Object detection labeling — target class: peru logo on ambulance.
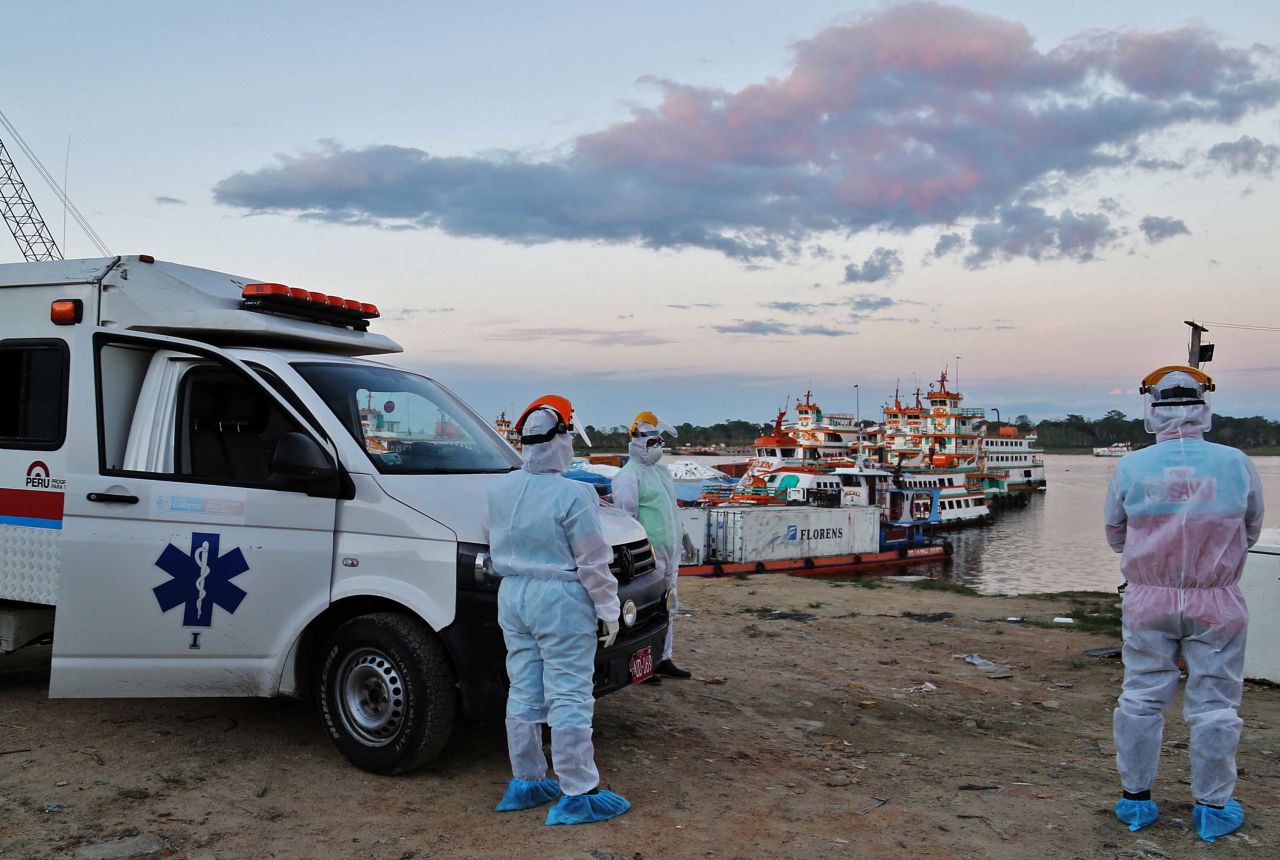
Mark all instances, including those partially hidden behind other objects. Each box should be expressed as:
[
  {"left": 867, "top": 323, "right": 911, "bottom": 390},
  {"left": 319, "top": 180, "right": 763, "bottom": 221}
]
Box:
[
  {"left": 0, "top": 462, "right": 66, "bottom": 530},
  {"left": 25, "top": 461, "right": 66, "bottom": 491}
]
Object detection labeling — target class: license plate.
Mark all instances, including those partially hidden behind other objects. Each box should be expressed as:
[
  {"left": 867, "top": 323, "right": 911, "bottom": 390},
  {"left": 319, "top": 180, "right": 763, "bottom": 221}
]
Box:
[{"left": 629, "top": 646, "right": 654, "bottom": 684}]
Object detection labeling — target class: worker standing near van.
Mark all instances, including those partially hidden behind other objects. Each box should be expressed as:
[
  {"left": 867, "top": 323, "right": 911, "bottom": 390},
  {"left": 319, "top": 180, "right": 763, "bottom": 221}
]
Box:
[
  {"left": 612, "top": 411, "right": 695, "bottom": 680},
  {"left": 1104, "top": 367, "right": 1264, "bottom": 842},
  {"left": 487, "top": 396, "right": 631, "bottom": 825}
]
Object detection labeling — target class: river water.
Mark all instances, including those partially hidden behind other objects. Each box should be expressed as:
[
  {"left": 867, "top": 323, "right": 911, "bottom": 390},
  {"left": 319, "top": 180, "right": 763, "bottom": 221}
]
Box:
[{"left": 682, "top": 453, "right": 1280, "bottom": 595}]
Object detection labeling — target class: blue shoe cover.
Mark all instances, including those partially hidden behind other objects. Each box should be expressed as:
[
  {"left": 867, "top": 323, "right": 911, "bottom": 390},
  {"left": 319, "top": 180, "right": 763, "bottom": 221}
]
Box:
[
  {"left": 545, "top": 790, "right": 631, "bottom": 825},
  {"left": 495, "top": 777, "right": 561, "bottom": 811},
  {"left": 1193, "top": 799, "right": 1244, "bottom": 843},
  {"left": 1114, "top": 798, "right": 1159, "bottom": 832}
]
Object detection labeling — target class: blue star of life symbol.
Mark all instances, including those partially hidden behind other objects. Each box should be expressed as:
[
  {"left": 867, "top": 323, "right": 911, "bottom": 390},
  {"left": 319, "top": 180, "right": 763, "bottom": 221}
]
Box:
[{"left": 153, "top": 532, "right": 249, "bottom": 628}]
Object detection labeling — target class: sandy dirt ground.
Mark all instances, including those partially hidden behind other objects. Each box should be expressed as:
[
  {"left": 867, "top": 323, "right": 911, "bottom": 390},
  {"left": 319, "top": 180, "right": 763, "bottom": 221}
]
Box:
[{"left": 1, "top": 575, "right": 1276, "bottom": 859}]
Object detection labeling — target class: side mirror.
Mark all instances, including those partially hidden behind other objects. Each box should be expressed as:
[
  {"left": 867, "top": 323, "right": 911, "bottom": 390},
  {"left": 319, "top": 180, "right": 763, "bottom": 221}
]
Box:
[{"left": 272, "top": 432, "right": 336, "bottom": 481}]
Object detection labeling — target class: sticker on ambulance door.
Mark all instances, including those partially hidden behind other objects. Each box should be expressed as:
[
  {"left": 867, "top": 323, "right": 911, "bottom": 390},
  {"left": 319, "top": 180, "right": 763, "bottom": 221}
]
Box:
[{"left": 153, "top": 532, "right": 249, "bottom": 648}]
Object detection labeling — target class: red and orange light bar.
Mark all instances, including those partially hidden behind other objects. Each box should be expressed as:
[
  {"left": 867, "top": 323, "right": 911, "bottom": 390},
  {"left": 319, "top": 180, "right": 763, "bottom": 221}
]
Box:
[{"left": 241, "top": 282, "right": 379, "bottom": 326}]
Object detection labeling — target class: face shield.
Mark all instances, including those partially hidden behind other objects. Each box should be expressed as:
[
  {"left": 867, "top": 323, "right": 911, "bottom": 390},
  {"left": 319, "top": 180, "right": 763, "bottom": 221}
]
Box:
[
  {"left": 629, "top": 411, "right": 678, "bottom": 439},
  {"left": 1140, "top": 367, "right": 1214, "bottom": 436}
]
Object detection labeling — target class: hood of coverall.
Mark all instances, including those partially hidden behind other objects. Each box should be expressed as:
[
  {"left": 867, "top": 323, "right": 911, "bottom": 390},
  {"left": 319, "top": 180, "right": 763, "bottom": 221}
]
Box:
[
  {"left": 627, "top": 415, "right": 676, "bottom": 466},
  {"left": 521, "top": 408, "right": 575, "bottom": 475},
  {"left": 1144, "top": 369, "right": 1213, "bottom": 440},
  {"left": 628, "top": 434, "right": 665, "bottom": 466}
]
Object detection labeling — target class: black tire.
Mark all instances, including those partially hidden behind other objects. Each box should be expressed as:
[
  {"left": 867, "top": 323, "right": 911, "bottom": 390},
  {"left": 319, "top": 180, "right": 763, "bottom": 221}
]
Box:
[{"left": 317, "top": 612, "right": 457, "bottom": 775}]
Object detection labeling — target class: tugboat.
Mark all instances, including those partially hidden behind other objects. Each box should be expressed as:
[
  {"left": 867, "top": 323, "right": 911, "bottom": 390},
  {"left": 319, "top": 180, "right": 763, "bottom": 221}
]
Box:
[{"left": 494, "top": 411, "right": 521, "bottom": 448}]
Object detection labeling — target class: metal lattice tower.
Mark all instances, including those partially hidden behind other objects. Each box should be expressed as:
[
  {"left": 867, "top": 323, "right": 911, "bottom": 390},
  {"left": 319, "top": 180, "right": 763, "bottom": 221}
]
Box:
[{"left": 0, "top": 135, "right": 62, "bottom": 261}]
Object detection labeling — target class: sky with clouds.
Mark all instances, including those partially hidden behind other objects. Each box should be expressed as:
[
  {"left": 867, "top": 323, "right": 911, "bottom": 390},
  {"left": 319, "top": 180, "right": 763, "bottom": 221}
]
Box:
[{"left": 5, "top": 1, "right": 1280, "bottom": 426}]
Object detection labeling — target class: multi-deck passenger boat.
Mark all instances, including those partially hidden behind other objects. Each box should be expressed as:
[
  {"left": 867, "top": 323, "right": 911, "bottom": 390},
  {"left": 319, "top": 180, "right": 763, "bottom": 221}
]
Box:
[
  {"left": 980, "top": 425, "right": 1047, "bottom": 502},
  {"left": 1093, "top": 442, "right": 1133, "bottom": 457}
]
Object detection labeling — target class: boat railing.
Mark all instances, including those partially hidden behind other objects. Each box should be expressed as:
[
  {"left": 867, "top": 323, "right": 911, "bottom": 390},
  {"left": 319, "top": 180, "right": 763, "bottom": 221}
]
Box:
[{"left": 959, "top": 408, "right": 985, "bottom": 416}]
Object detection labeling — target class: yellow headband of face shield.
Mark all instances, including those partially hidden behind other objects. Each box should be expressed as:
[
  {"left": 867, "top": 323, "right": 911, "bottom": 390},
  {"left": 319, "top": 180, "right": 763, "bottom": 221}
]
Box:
[{"left": 1138, "top": 365, "right": 1215, "bottom": 395}]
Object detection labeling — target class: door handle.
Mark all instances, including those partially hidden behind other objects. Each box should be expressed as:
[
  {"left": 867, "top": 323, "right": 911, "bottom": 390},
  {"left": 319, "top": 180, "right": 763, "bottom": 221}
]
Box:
[{"left": 87, "top": 492, "right": 139, "bottom": 505}]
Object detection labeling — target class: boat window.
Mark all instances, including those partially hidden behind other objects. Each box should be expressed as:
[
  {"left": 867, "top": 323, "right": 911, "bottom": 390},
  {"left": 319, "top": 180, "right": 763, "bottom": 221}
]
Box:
[{"left": 780, "top": 448, "right": 796, "bottom": 458}]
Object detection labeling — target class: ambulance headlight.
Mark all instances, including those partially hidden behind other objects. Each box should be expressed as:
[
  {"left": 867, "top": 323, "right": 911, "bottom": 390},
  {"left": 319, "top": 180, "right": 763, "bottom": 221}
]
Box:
[{"left": 621, "top": 600, "right": 638, "bottom": 629}]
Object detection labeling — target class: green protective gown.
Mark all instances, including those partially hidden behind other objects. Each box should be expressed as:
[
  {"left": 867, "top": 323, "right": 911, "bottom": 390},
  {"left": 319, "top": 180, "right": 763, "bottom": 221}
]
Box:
[{"left": 617, "top": 452, "right": 680, "bottom": 555}]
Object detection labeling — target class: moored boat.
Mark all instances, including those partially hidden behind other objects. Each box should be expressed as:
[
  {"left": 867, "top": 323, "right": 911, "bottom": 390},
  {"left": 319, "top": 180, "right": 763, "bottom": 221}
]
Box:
[{"left": 1093, "top": 442, "right": 1133, "bottom": 457}]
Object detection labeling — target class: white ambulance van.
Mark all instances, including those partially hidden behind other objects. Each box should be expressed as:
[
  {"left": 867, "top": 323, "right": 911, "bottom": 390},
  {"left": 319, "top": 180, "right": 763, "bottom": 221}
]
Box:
[{"left": 0, "top": 255, "right": 669, "bottom": 773}]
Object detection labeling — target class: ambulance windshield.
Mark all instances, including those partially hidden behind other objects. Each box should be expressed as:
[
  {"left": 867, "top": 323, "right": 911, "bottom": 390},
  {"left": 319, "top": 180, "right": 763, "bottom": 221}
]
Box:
[{"left": 294, "top": 362, "right": 520, "bottom": 474}]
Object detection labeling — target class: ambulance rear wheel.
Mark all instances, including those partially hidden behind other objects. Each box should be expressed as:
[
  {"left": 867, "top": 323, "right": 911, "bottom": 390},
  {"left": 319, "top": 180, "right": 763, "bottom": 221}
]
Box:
[{"left": 318, "top": 612, "right": 457, "bottom": 774}]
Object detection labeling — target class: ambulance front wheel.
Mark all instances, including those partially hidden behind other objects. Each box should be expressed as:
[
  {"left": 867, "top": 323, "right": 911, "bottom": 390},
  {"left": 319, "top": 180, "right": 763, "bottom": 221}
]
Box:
[{"left": 318, "top": 612, "right": 457, "bottom": 774}]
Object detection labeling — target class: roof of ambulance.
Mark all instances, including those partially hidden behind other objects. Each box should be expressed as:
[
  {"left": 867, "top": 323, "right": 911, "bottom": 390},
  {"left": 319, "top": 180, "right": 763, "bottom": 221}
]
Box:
[
  {"left": 0, "top": 256, "right": 403, "bottom": 356},
  {"left": 0, "top": 256, "right": 118, "bottom": 288}
]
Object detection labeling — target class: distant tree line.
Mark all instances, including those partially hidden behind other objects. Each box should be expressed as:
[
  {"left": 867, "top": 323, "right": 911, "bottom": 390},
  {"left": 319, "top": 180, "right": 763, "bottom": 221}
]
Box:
[
  {"left": 583, "top": 413, "right": 1280, "bottom": 453},
  {"left": 585, "top": 420, "right": 769, "bottom": 451},
  {"left": 1018, "top": 412, "right": 1280, "bottom": 452}
]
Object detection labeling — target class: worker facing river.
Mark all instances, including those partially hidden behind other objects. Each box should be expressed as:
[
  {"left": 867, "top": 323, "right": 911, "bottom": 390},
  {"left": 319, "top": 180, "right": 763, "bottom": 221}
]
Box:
[{"left": 1105, "top": 366, "right": 1265, "bottom": 842}]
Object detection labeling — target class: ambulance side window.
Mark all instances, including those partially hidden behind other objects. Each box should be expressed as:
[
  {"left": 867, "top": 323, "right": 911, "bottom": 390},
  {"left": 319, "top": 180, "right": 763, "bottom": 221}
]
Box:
[
  {"left": 174, "top": 365, "right": 306, "bottom": 485},
  {"left": 97, "top": 340, "right": 311, "bottom": 489},
  {"left": 0, "top": 339, "right": 69, "bottom": 450}
]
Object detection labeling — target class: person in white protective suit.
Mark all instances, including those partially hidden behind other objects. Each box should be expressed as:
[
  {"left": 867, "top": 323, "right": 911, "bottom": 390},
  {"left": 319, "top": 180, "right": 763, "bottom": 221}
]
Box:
[
  {"left": 487, "top": 395, "right": 630, "bottom": 825},
  {"left": 1104, "top": 366, "right": 1264, "bottom": 842},
  {"left": 611, "top": 411, "right": 696, "bottom": 681}
]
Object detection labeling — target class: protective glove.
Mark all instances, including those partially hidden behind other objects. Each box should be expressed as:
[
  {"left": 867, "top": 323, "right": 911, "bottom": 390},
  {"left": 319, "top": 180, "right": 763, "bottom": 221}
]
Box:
[
  {"left": 682, "top": 532, "right": 696, "bottom": 556},
  {"left": 598, "top": 618, "right": 619, "bottom": 648}
]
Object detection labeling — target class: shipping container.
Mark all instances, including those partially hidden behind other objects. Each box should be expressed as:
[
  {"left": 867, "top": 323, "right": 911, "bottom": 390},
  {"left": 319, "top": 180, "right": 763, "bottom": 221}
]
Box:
[
  {"left": 679, "top": 507, "right": 709, "bottom": 564},
  {"left": 705, "top": 505, "right": 879, "bottom": 563}
]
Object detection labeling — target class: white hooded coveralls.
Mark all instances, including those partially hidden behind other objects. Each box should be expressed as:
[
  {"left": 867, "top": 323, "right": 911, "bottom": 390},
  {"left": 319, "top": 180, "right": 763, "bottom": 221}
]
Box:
[
  {"left": 487, "top": 411, "right": 619, "bottom": 796},
  {"left": 1104, "top": 385, "right": 1264, "bottom": 806}
]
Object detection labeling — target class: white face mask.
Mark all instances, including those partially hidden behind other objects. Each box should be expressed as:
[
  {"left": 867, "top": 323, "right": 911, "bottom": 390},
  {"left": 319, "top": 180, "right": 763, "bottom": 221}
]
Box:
[{"left": 645, "top": 443, "right": 664, "bottom": 465}]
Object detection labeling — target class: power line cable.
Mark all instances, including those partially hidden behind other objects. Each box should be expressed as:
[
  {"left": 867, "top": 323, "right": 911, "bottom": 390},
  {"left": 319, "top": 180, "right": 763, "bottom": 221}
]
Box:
[
  {"left": 1199, "top": 321, "right": 1280, "bottom": 333},
  {"left": 0, "top": 109, "right": 109, "bottom": 256}
]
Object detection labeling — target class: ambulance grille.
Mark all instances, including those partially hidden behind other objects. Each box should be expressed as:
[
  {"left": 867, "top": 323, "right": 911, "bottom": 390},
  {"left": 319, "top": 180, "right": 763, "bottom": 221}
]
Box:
[{"left": 609, "top": 539, "right": 656, "bottom": 584}]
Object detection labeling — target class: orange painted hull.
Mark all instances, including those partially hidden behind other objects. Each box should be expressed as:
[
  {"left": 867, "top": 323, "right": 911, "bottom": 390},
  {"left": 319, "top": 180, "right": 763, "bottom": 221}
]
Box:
[{"left": 678, "top": 544, "right": 950, "bottom": 578}]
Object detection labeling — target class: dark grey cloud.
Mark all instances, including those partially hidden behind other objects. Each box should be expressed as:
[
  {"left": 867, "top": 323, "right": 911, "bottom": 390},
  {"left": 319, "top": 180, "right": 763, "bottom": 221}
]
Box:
[
  {"left": 762, "top": 293, "right": 908, "bottom": 318},
  {"left": 762, "top": 300, "right": 823, "bottom": 314},
  {"left": 711, "top": 319, "right": 794, "bottom": 335},
  {"left": 487, "top": 326, "right": 672, "bottom": 346},
  {"left": 154, "top": 196, "right": 185, "bottom": 206},
  {"left": 931, "top": 233, "right": 964, "bottom": 257},
  {"left": 843, "top": 248, "right": 903, "bottom": 283},
  {"left": 849, "top": 294, "right": 897, "bottom": 312},
  {"left": 798, "top": 325, "right": 851, "bottom": 337},
  {"left": 1097, "top": 197, "right": 1126, "bottom": 216},
  {"left": 1135, "top": 157, "right": 1185, "bottom": 171},
  {"left": 1207, "top": 135, "right": 1280, "bottom": 176},
  {"left": 1139, "top": 215, "right": 1191, "bottom": 244},
  {"left": 964, "top": 205, "right": 1117, "bottom": 268},
  {"left": 211, "top": 4, "right": 1278, "bottom": 264}
]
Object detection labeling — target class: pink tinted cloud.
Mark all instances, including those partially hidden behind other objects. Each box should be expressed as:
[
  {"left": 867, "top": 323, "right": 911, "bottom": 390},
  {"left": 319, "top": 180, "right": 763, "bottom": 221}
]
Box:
[{"left": 215, "top": 2, "right": 1279, "bottom": 263}]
